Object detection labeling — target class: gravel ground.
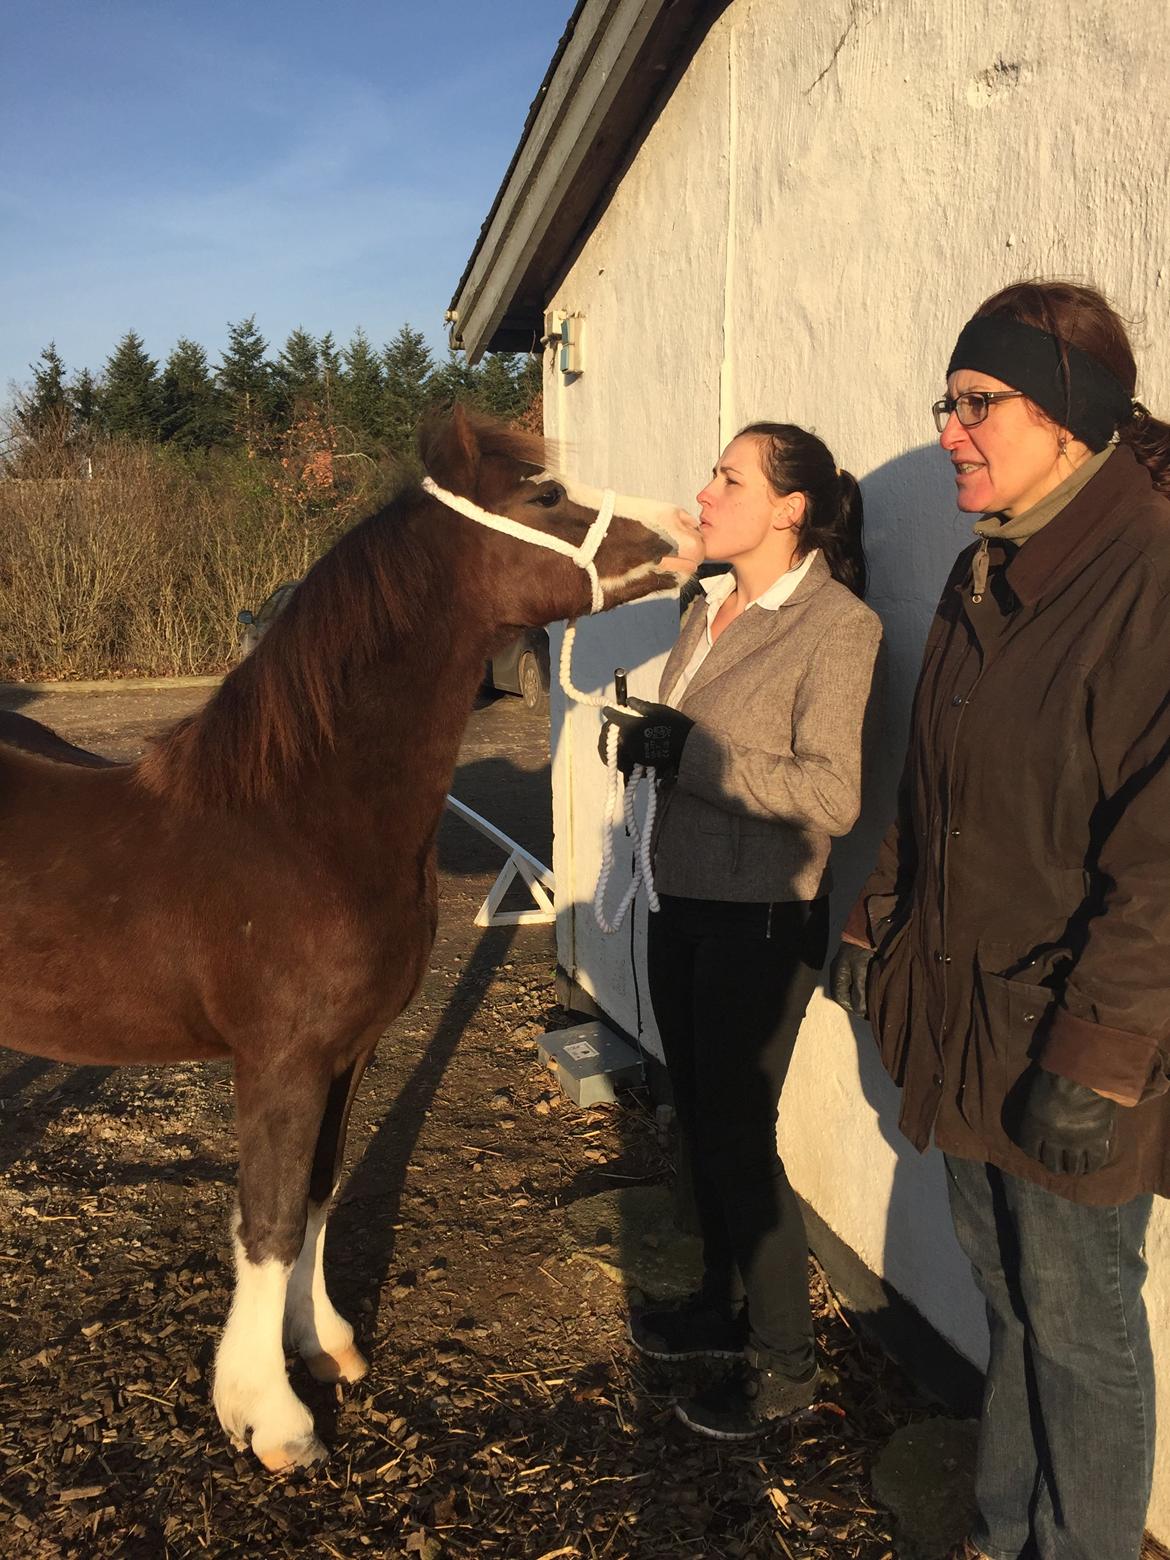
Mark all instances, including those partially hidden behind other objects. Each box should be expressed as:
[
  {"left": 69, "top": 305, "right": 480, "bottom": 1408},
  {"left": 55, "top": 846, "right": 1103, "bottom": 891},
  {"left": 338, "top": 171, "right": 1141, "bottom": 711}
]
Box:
[{"left": 1, "top": 683, "right": 1160, "bottom": 1559}]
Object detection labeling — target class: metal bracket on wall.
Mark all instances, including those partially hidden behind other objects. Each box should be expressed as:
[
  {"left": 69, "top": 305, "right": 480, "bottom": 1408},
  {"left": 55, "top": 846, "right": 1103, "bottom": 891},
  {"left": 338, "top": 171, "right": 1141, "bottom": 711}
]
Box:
[{"left": 445, "top": 794, "right": 555, "bottom": 927}]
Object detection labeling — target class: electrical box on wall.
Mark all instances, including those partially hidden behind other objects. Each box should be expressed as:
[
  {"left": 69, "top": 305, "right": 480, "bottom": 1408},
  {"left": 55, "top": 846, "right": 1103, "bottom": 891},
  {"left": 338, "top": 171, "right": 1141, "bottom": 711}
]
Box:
[
  {"left": 559, "top": 313, "right": 584, "bottom": 376},
  {"left": 542, "top": 309, "right": 584, "bottom": 378}
]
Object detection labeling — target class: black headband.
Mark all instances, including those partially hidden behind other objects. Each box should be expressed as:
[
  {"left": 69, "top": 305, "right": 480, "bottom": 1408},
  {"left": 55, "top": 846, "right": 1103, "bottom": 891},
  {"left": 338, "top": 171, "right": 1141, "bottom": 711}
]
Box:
[{"left": 947, "top": 315, "right": 1133, "bottom": 451}]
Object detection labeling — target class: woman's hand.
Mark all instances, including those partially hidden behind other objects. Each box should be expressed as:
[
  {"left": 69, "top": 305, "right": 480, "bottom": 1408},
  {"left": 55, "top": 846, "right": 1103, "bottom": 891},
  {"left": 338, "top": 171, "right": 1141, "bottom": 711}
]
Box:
[
  {"left": 1011, "top": 1068, "right": 1117, "bottom": 1176},
  {"left": 598, "top": 698, "right": 694, "bottom": 779},
  {"left": 829, "top": 940, "right": 873, "bottom": 1018}
]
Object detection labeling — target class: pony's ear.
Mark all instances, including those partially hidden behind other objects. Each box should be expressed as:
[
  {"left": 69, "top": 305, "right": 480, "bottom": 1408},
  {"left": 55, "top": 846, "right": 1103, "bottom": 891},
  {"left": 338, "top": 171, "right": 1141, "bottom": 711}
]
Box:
[{"left": 418, "top": 403, "right": 481, "bottom": 497}]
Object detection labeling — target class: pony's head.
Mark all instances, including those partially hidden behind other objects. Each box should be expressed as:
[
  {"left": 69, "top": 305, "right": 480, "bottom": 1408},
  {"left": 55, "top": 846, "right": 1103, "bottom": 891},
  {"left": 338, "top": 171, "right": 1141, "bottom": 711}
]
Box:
[{"left": 419, "top": 404, "right": 703, "bottom": 624}]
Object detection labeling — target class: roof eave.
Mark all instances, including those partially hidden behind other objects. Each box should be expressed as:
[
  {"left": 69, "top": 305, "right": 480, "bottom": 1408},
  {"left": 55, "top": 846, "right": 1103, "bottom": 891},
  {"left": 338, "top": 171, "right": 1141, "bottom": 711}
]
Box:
[{"left": 448, "top": 0, "right": 725, "bottom": 362}]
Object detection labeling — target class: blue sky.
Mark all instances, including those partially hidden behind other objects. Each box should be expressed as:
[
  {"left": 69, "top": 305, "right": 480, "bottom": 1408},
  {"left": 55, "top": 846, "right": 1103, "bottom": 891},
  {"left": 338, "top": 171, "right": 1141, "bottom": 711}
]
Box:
[{"left": 0, "top": 0, "right": 576, "bottom": 403}]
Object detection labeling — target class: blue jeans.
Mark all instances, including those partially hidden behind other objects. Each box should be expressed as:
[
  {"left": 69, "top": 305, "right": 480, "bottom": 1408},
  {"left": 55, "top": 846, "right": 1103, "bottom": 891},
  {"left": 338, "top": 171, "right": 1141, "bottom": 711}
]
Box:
[{"left": 944, "top": 1154, "right": 1154, "bottom": 1560}]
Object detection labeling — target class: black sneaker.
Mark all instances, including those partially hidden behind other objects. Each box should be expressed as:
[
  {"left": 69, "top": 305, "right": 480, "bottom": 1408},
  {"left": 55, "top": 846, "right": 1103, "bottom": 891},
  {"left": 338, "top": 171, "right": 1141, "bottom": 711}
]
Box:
[
  {"left": 674, "top": 1350, "right": 819, "bottom": 1440},
  {"left": 628, "top": 1296, "right": 747, "bottom": 1360}
]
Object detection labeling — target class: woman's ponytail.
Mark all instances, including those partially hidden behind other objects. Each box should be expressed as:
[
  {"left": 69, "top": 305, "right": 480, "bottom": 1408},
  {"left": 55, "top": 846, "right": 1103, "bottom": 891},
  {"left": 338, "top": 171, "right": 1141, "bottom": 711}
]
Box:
[
  {"left": 1118, "top": 404, "right": 1170, "bottom": 497},
  {"left": 817, "top": 468, "right": 868, "bottom": 599},
  {"left": 738, "top": 422, "right": 869, "bottom": 599}
]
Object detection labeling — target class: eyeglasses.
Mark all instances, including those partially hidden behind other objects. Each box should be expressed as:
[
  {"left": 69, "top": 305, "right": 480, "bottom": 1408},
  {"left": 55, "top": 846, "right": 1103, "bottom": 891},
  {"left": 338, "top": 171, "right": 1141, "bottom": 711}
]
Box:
[{"left": 931, "top": 390, "right": 1025, "bottom": 432}]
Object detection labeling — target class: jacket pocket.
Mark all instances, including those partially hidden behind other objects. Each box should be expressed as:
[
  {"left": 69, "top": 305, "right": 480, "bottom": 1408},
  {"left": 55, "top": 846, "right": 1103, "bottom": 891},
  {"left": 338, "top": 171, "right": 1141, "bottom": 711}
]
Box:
[
  {"left": 959, "top": 942, "right": 1057, "bottom": 1133},
  {"left": 867, "top": 918, "right": 918, "bottom": 1086},
  {"left": 697, "top": 807, "right": 739, "bottom": 871}
]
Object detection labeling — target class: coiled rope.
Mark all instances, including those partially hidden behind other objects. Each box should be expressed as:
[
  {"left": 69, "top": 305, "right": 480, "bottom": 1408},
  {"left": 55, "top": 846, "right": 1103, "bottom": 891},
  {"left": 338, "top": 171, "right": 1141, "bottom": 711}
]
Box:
[{"left": 559, "top": 622, "right": 659, "bottom": 935}]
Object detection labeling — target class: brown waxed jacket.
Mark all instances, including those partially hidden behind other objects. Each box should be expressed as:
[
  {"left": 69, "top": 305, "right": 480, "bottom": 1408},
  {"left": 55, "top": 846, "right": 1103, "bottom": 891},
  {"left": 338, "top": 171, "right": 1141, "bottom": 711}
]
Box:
[{"left": 849, "top": 447, "right": 1170, "bottom": 1204}]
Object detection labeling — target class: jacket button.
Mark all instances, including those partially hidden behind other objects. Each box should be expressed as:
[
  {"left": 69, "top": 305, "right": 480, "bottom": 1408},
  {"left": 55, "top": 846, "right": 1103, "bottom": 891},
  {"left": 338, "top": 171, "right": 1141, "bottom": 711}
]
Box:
[
  {"left": 951, "top": 695, "right": 964, "bottom": 706},
  {"left": 950, "top": 828, "right": 961, "bottom": 837},
  {"left": 934, "top": 951, "right": 943, "bottom": 961},
  {"left": 1023, "top": 1012, "right": 1036, "bottom": 1023},
  {"left": 932, "top": 1072, "right": 944, "bottom": 1087}
]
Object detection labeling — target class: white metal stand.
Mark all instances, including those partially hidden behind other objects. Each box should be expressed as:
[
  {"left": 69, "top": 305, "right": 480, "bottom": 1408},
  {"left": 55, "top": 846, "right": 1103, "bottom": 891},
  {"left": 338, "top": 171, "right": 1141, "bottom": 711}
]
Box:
[{"left": 444, "top": 795, "right": 556, "bottom": 928}]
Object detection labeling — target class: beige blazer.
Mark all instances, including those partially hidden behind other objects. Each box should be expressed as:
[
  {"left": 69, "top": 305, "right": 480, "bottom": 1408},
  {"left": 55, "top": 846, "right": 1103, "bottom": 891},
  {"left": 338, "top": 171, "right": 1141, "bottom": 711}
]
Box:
[{"left": 652, "top": 552, "right": 882, "bottom": 902}]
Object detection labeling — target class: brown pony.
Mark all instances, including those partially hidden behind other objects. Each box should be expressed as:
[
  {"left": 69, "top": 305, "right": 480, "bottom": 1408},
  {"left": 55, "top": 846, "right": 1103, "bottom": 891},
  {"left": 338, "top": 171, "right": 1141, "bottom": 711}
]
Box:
[{"left": 0, "top": 406, "right": 702, "bottom": 1471}]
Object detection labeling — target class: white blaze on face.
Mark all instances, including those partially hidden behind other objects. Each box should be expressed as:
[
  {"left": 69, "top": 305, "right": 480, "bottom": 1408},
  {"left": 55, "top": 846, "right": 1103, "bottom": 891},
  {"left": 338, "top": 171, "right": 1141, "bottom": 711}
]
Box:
[{"left": 552, "top": 474, "right": 705, "bottom": 596}]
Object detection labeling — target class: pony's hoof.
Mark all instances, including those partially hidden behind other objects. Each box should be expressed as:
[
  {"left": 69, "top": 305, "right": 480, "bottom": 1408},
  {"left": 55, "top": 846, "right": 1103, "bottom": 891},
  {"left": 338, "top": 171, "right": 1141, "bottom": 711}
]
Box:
[
  {"left": 305, "top": 1344, "right": 369, "bottom": 1384},
  {"left": 255, "top": 1432, "right": 327, "bottom": 1473}
]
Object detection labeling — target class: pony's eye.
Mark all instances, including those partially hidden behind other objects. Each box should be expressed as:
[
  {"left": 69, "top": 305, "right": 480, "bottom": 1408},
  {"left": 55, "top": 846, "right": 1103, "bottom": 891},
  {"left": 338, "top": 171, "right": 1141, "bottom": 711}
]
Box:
[{"left": 530, "top": 483, "right": 565, "bottom": 508}]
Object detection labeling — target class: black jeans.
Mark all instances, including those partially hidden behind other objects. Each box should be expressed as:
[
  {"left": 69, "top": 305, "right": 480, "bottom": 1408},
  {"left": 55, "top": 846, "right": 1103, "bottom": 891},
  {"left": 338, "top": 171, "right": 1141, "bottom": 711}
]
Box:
[{"left": 646, "top": 893, "right": 828, "bottom": 1375}]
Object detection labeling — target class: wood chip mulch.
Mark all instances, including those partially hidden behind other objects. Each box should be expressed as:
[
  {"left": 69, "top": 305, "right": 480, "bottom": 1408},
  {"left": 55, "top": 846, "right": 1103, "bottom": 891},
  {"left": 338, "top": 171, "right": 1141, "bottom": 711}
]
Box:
[{"left": 9, "top": 918, "right": 1156, "bottom": 1559}]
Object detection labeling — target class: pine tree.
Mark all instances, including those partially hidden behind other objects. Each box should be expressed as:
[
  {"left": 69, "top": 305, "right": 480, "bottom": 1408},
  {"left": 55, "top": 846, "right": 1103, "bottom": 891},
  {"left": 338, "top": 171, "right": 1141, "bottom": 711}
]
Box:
[
  {"left": 276, "top": 327, "right": 321, "bottom": 419},
  {"left": 218, "top": 316, "right": 273, "bottom": 452},
  {"left": 318, "top": 331, "right": 342, "bottom": 425},
  {"left": 382, "top": 325, "right": 434, "bottom": 458},
  {"left": 100, "top": 331, "right": 162, "bottom": 440},
  {"left": 69, "top": 368, "right": 101, "bottom": 430},
  {"left": 338, "top": 328, "right": 384, "bottom": 444},
  {"left": 513, "top": 353, "right": 542, "bottom": 414},
  {"left": 427, "top": 348, "right": 480, "bottom": 411},
  {"left": 475, "top": 352, "right": 527, "bottom": 420},
  {"left": 16, "top": 343, "right": 71, "bottom": 438},
  {"left": 160, "top": 338, "right": 227, "bottom": 449}
]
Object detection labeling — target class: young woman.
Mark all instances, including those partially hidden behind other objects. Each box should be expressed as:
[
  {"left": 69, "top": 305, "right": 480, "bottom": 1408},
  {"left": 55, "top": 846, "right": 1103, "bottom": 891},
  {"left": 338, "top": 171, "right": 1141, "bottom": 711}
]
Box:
[
  {"left": 831, "top": 280, "right": 1170, "bottom": 1560},
  {"left": 603, "top": 422, "right": 882, "bottom": 1439}
]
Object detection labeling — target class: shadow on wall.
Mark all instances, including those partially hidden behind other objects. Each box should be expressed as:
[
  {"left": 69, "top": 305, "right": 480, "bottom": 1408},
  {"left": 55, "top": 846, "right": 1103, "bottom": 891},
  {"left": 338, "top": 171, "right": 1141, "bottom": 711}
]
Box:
[
  {"left": 826, "top": 440, "right": 985, "bottom": 1398},
  {"left": 545, "top": 441, "right": 985, "bottom": 1408}
]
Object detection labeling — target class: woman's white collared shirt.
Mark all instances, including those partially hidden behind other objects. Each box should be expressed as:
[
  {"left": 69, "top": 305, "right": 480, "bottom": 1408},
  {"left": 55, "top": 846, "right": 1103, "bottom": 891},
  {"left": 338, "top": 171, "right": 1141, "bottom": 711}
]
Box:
[{"left": 666, "top": 550, "right": 819, "bottom": 708}]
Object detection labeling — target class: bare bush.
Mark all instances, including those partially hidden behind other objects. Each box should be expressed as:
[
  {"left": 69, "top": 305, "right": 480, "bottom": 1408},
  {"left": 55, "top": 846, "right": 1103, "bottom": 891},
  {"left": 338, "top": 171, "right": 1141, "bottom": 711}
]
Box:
[{"left": 0, "top": 421, "right": 391, "bottom": 680}]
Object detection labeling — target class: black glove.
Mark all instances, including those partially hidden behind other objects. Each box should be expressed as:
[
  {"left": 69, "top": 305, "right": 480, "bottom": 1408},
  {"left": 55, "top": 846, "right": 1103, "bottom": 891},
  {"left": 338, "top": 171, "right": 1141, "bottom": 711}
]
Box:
[
  {"left": 597, "top": 697, "right": 694, "bottom": 779},
  {"left": 829, "top": 942, "right": 873, "bottom": 1019},
  {"left": 1011, "top": 1068, "right": 1117, "bottom": 1176}
]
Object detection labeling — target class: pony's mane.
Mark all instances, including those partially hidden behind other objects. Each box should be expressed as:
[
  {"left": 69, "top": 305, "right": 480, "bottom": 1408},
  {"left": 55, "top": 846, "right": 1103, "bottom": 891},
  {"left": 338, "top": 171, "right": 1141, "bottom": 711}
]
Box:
[
  {"left": 417, "top": 404, "right": 550, "bottom": 479},
  {"left": 137, "top": 483, "right": 437, "bottom": 811},
  {"left": 138, "top": 409, "right": 554, "bottom": 812}
]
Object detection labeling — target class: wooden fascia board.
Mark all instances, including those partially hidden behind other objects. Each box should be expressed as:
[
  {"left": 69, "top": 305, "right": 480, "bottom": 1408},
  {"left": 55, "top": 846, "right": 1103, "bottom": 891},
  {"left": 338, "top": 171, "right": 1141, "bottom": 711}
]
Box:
[{"left": 450, "top": 0, "right": 668, "bottom": 364}]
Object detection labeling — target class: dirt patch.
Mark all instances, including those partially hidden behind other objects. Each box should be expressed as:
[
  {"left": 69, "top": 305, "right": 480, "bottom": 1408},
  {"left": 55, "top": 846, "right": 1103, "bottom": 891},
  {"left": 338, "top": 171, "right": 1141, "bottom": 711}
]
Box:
[{"left": 1, "top": 683, "right": 956, "bottom": 1558}]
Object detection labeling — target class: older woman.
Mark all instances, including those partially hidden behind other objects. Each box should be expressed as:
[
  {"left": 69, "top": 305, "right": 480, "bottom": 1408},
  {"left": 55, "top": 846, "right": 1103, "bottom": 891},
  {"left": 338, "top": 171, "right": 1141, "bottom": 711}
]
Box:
[{"left": 832, "top": 280, "right": 1170, "bottom": 1560}]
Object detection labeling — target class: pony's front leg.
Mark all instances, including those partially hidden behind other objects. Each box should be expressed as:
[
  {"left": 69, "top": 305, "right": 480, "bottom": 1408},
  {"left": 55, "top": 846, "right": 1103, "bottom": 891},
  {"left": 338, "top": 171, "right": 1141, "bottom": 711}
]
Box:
[
  {"left": 213, "top": 1059, "right": 329, "bottom": 1472},
  {"left": 284, "top": 1196, "right": 368, "bottom": 1384},
  {"left": 284, "top": 1054, "right": 373, "bottom": 1386},
  {"left": 214, "top": 1205, "right": 322, "bottom": 1470}
]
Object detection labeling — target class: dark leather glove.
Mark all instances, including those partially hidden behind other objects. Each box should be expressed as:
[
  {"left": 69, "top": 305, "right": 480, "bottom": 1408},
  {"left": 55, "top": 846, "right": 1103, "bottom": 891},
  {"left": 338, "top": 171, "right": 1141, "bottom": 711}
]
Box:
[
  {"left": 598, "top": 697, "right": 694, "bottom": 779},
  {"left": 829, "top": 941, "right": 873, "bottom": 1019},
  {"left": 1012, "top": 1068, "right": 1117, "bottom": 1176}
]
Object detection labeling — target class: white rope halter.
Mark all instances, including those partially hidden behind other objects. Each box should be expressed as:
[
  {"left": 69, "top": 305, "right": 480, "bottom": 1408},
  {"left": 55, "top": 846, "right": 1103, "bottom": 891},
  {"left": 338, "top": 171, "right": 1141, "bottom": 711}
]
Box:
[
  {"left": 422, "top": 473, "right": 657, "bottom": 934},
  {"left": 421, "top": 476, "right": 615, "bottom": 614}
]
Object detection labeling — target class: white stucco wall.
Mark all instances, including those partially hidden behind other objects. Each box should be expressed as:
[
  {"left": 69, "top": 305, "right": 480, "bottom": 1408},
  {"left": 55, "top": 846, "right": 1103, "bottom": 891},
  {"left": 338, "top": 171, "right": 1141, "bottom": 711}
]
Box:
[{"left": 542, "top": 0, "right": 1170, "bottom": 1536}]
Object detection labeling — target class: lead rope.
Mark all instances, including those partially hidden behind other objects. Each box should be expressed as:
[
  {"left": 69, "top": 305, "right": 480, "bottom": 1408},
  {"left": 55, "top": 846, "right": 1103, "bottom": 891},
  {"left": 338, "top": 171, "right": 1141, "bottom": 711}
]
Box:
[{"left": 558, "top": 621, "right": 659, "bottom": 935}]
